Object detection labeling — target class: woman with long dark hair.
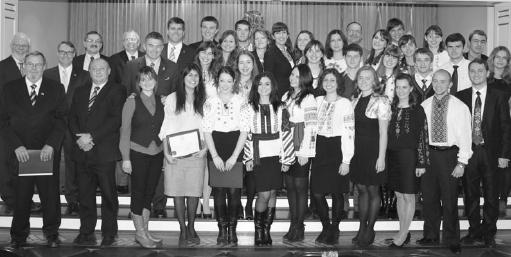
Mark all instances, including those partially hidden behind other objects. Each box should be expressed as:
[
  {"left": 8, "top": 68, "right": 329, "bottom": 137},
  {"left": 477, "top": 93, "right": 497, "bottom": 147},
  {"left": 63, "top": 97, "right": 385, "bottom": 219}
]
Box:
[
  {"left": 324, "top": 29, "right": 348, "bottom": 73},
  {"left": 398, "top": 35, "right": 417, "bottom": 74},
  {"left": 304, "top": 40, "right": 325, "bottom": 91},
  {"left": 423, "top": 25, "right": 449, "bottom": 71},
  {"left": 252, "top": 29, "right": 272, "bottom": 72},
  {"left": 350, "top": 66, "right": 391, "bottom": 247},
  {"left": 385, "top": 73, "right": 429, "bottom": 247},
  {"left": 217, "top": 30, "right": 239, "bottom": 68},
  {"left": 265, "top": 22, "right": 295, "bottom": 97},
  {"left": 203, "top": 66, "right": 249, "bottom": 246},
  {"left": 245, "top": 72, "right": 294, "bottom": 245},
  {"left": 293, "top": 30, "right": 314, "bottom": 65},
  {"left": 120, "top": 66, "right": 165, "bottom": 248},
  {"left": 312, "top": 68, "right": 355, "bottom": 245},
  {"left": 159, "top": 63, "right": 207, "bottom": 247},
  {"left": 282, "top": 64, "right": 318, "bottom": 242},
  {"left": 365, "top": 29, "right": 391, "bottom": 70}
]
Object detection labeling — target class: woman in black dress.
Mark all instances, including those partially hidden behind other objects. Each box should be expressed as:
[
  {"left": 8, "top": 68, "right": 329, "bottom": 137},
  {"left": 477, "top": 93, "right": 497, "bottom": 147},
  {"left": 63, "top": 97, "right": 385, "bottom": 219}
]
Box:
[
  {"left": 264, "top": 22, "right": 295, "bottom": 98},
  {"left": 252, "top": 29, "right": 271, "bottom": 73},
  {"left": 244, "top": 72, "right": 295, "bottom": 246},
  {"left": 386, "top": 73, "right": 429, "bottom": 247},
  {"left": 350, "top": 65, "right": 391, "bottom": 247},
  {"left": 312, "top": 68, "right": 355, "bottom": 245}
]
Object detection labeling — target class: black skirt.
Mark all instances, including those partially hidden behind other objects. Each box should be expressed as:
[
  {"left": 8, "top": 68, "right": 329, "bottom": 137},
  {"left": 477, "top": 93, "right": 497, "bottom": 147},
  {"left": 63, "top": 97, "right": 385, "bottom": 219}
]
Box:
[
  {"left": 387, "top": 149, "right": 419, "bottom": 194},
  {"left": 253, "top": 156, "right": 283, "bottom": 192},
  {"left": 311, "top": 135, "right": 349, "bottom": 194},
  {"left": 208, "top": 131, "right": 243, "bottom": 188}
]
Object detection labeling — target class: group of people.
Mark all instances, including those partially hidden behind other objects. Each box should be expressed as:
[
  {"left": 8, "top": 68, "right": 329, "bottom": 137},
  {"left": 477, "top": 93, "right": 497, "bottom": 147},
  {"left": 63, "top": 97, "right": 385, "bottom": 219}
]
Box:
[{"left": 0, "top": 14, "right": 510, "bottom": 255}]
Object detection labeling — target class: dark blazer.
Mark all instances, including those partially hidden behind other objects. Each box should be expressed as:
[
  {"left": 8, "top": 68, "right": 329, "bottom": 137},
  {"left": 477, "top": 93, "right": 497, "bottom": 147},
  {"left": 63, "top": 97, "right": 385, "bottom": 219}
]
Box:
[
  {"left": 69, "top": 81, "right": 126, "bottom": 163},
  {"left": 73, "top": 54, "right": 115, "bottom": 82},
  {"left": 456, "top": 85, "right": 511, "bottom": 164},
  {"left": 252, "top": 49, "right": 264, "bottom": 73},
  {"left": 264, "top": 45, "right": 293, "bottom": 98},
  {"left": 0, "top": 56, "right": 23, "bottom": 90},
  {"left": 410, "top": 76, "right": 434, "bottom": 103},
  {"left": 161, "top": 43, "right": 196, "bottom": 72},
  {"left": 189, "top": 40, "right": 218, "bottom": 51},
  {"left": 0, "top": 78, "right": 67, "bottom": 152},
  {"left": 110, "top": 50, "right": 145, "bottom": 84},
  {"left": 121, "top": 57, "right": 179, "bottom": 96},
  {"left": 43, "top": 65, "right": 87, "bottom": 107}
]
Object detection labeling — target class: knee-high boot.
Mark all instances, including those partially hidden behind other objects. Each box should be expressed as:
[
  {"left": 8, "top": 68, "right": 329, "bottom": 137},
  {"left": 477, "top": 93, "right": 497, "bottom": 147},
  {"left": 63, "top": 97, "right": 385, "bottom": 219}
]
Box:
[
  {"left": 254, "top": 210, "right": 266, "bottom": 246},
  {"left": 263, "top": 207, "right": 276, "bottom": 245}
]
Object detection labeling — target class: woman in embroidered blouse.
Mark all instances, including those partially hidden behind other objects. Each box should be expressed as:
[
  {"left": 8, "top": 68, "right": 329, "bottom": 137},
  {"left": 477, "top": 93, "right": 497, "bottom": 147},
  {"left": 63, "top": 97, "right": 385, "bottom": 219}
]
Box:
[
  {"left": 324, "top": 29, "right": 348, "bottom": 73},
  {"left": 292, "top": 30, "right": 314, "bottom": 65},
  {"left": 377, "top": 45, "right": 401, "bottom": 102},
  {"left": 424, "top": 25, "right": 449, "bottom": 71},
  {"left": 216, "top": 30, "right": 238, "bottom": 69},
  {"left": 304, "top": 40, "right": 325, "bottom": 91},
  {"left": 365, "top": 29, "right": 391, "bottom": 70},
  {"left": 193, "top": 41, "right": 217, "bottom": 220},
  {"left": 398, "top": 35, "right": 417, "bottom": 75},
  {"left": 244, "top": 72, "right": 295, "bottom": 246},
  {"left": 159, "top": 63, "right": 207, "bottom": 247},
  {"left": 202, "top": 66, "right": 249, "bottom": 246},
  {"left": 264, "top": 22, "right": 295, "bottom": 98},
  {"left": 386, "top": 73, "right": 428, "bottom": 247},
  {"left": 312, "top": 68, "right": 355, "bottom": 245},
  {"left": 252, "top": 29, "right": 271, "bottom": 73},
  {"left": 120, "top": 66, "right": 164, "bottom": 248},
  {"left": 350, "top": 65, "right": 391, "bottom": 247},
  {"left": 282, "top": 64, "right": 318, "bottom": 242}
]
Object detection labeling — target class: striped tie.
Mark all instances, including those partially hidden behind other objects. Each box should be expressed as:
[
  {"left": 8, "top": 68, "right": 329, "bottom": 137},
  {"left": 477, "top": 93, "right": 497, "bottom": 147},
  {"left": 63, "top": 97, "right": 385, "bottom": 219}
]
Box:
[
  {"left": 88, "top": 86, "right": 100, "bottom": 111},
  {"left": 29, "top": 84, "right": 37, "bottom": 106}
]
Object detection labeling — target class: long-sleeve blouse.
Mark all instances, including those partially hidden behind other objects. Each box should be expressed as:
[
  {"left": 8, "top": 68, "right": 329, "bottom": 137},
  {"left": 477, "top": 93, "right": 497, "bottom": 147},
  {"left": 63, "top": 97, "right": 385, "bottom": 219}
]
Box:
[
  {"left": 158, "top": 92, "right": 204, "bottom": 141},
  {"left": 282, "top": 92, "right": 318, "bottom": 157},
  {"left": 243, "top": 104, "right": 295, "bottom": 166},
  {"left": 202, "top": 94, "right": 250, "bottom": 133},
  {"left": 316, "top": 96, "right": 355, "bottom": 164},
  {"left": 388, "top": 105, "right": 430, "bottom": 168}
]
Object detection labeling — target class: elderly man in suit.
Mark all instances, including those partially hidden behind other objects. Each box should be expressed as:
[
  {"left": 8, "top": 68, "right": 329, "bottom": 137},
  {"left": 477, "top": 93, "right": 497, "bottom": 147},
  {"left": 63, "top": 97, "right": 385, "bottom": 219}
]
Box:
[
  {"left": 456, "top": 58, "right": 511, "bottom": 248},
  {"left": 1, "top": 51, "right": 67, "bottom": 248},
  {"left": 43, "top": 41, "right": 86, "bottom": 216},
  {"left": 70, "top": 58, "right": 126, "bottom": 246}
]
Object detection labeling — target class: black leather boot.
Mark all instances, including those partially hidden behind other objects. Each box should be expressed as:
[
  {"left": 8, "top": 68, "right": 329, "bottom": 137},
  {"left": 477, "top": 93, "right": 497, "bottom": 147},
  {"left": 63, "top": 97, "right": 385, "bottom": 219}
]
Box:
[
  {"left": 254, "top": 210, "right": 266, "bottom": 246},
  {"left": 263, "top": 207, "right": 276, "bottom": 245},
  {"left": 228, "top": 218, "right": 238, "bottom": 245},
  {"left": 315, "top": 219, "right": 330, "bottom": 244}
]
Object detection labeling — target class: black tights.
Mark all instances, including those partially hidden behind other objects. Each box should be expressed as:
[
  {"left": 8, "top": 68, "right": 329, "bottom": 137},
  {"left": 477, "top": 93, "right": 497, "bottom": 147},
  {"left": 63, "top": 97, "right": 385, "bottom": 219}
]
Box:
[
  {"left": 174, "top": 196, "right": 199, "bottom": 231},
  {"left": 285, "top": 175, "right": 308, "bottom": 225},
  {"left": 213, "top": 187, "right": 241, "bottom": 221},
  {"left": 244, "top": 173, "right": 256, "bottom": 211},
  {"left": 312, "top": 192, "right": 345, "bottom": 224},
  {"left": 357, "top": 184, "right": 380, "bottom": 232}
]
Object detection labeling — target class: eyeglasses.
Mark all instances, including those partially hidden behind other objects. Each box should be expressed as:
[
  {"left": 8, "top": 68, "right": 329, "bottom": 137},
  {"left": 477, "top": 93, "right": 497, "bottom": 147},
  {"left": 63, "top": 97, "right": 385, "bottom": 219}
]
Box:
[
  {"left": 13, "top": 44, "right": 29, "bottom": 48},
  {"left": 58, "top": 50, "right": 75, "bottom": 56},
  {"left": 85, "top": 39, "right": 102, "bottom": 44},
  {"left": 124, "top": 38, "right": 139, "bottom": 43},
  {"left": 24, "top": 62, "right": 44, "bottom": 69}
]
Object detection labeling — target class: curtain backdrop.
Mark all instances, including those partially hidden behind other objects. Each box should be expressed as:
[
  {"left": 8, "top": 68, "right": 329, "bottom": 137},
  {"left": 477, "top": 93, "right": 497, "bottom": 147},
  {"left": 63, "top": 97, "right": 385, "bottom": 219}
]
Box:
[{"left": 69, "top": 0, "right": 437, "bottom": 56}]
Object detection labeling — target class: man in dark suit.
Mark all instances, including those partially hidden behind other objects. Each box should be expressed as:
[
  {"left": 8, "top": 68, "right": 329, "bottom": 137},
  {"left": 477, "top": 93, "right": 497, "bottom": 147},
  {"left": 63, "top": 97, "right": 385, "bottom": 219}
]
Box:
[
  {"left": 463, "top": 30, "right": 488, "bottom": 62},
  {"left": 43, "top": 41, "right": 86, "bottom": 216},
  {"left": 110, "top": 30, "right": 144, "bottom": 84},
  {"left": 1, "top": 51, "right": 67, "bottom": 248},
  {"left": 69, "top": 58, "right": 126, "bottom": 246},
  {"left": 456, "top": 58, "right": 511, "bottom": 248},
  {"left": 162, "top": 17, "right": 195, "bottom": 72},
  {"left": 72, "top": 31, "right": 114, "bottom": 80},
  {"left": 412, "top": 48, "right": 435, "bottom": 103},
  {"left": 189, "top": 16, "right": 219, "bottom": 50}
]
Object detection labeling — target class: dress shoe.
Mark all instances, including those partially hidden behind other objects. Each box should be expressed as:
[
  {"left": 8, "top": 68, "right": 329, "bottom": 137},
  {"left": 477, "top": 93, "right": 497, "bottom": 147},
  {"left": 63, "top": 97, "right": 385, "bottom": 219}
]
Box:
[
  {"left": 484, "top": 237, "right": 496, "bottom": 248},
  {"left": 101, "top": 236, "right": 116, "bottom": 246},
  {"left": 65, "top": 202, "right": 80, "bottom": 215},
  {"left": 10, "top": 240, "right": 27, "bottom": 249},
  {"left": 416, "top": 237, "right": 439, "bottom": 245},
  {"left": 73, "top": 233, "right": 97, "bottom": 245},
  {"left": 461, "top": 233, "right": 482, "bottom": 244},
  {"left": 30, "top": 202, "right": 42, "bottom": 213},
  {"left": 46, "top": 235, "right": 60, "bottom": 248},
  {"left": 449, "top": 244, "right": 461, "bottom": 254},
  {"left": 116, "top": 185, "right": 129, "bottom": 194}
]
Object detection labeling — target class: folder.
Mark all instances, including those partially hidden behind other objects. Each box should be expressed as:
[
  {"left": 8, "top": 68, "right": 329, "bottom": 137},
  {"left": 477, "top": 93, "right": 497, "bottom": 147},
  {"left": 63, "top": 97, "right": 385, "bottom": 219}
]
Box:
[{"left": 18, "top": 150, "right": 53, "bottom": 176}]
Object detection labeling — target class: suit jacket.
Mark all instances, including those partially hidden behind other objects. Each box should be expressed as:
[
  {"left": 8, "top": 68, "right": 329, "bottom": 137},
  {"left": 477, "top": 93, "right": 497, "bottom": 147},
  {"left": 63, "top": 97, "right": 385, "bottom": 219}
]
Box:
[
  {"left": 73, "top": 54, "right": 115, "bottom": 82},
  {"left": 161, "top": 43, "right": 195, "bottom": 72},
  {"left": 264, "top": 45, "right": 293, "bottom": 98},
  {"left": 121, "top": 57, "right": 179, "bottom": 96},
  {"left": 410, "top": 76, "right": 434, "bottom": 103},
  {"left": 69, "top": 81, "right": 126, "bottom": 163},
  {"left": 0, "top": 78, "right": 67, "bottom": 152},
  {"left": 110, "top": 50, "right": 145, "bottom": 84},
  {"left": 0, "top": 56, "right": 23, "bottom": 90},
  {"left": 43, "top": 65, "right": 87, "bottom": 107},
  {"left": 456, "top": 85, "right": 511, "bottom": 164}
]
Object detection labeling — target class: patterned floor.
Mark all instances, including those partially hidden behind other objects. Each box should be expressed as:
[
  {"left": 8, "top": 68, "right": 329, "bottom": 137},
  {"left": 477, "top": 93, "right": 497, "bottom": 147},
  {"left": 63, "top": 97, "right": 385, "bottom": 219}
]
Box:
[{"left": 2, "top": 230, "right": 511, "bottom": 257}]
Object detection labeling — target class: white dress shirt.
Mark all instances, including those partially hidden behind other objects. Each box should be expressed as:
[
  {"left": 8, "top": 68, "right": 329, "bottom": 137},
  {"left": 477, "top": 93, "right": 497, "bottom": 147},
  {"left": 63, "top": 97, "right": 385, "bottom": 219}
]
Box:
[
  {"left": 83, "top": 53, "right": 101, "bottom": 71},
  {"left": 145, "top": 56, "right": 161, "bottom": 75},
  {"left": 90, "top": 82, "right": 107, "bottom": 99},
  {"left": 125, "top": 51, "right": 139, "bottom": 61},
  {"left": 58, "top": 64, "right": 73, "bottom": 92},
  {"left": 422, "top": 95, "right": 473, "bottom": 164},
  {"left": 432, "top": 50, "right": 450, "bottom": 72},
  {"left": 415, "top": 73, "right": 432, "bottom": 89},
  {"left": 167, "top": 42, "right": 182, "bottom": 63},
  {"left": 440, "top": 58, "right": 471, "bottom": 92},
  {"left": 26, "top": 77, "right": 42, "bottom": 95}
]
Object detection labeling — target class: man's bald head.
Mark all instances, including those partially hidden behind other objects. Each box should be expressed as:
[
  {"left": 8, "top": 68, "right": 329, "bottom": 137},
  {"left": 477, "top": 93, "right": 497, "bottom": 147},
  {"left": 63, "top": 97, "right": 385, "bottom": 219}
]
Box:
[{"left": 432, "top": 69, "right": 452, "bottom": 97}]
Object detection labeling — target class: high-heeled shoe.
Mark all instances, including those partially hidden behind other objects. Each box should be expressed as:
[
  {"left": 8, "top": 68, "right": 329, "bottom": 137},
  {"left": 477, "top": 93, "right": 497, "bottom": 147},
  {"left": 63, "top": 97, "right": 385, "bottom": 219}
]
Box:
[
  {"left": 388, "top": 232, "right": 411, "bottom": 248},
  {"left": 358, "top": 228, "right": 375, "bottom": 247}
]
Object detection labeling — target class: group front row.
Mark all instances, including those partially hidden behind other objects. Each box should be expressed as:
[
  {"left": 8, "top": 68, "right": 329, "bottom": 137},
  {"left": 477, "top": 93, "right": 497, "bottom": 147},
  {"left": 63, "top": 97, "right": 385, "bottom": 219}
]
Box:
[{"left": 2, "top": 51, "right": 509, "bottom": 255}]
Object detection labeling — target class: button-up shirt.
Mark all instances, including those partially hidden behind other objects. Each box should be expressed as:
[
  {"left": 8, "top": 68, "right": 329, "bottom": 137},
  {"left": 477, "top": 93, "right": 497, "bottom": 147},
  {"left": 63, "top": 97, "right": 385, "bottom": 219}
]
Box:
[
  {"left": 145, "top": 56, "right": 161, "bottom": 74},
  {"left": 440, "top": 58, "right": 471, "bottom": 92},
  {"left": 26, "top": 77, "right": 42, "bottom": 96},
  {"left": 58, "top": 64, "right": 73, "bottom": 92},
  {"left": 167, "top": 42, "right": 182, "bottom": 63},
  {"left": 471, "top": 85, "right": 487, "bottom": 119}
]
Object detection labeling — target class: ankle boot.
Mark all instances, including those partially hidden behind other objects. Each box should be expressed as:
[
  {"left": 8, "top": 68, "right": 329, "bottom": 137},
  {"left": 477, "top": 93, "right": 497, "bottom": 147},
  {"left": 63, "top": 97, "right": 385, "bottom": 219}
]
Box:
[
  {"left": 132, "top": 212, "right": 157, "bottom": 248},
  {"left": 291, "top": 222, "right": 305, "bottom": 242},
  {"left": 142, "top": 208, "right": 162, "bottom": 245},
  {"left": 217, "top": 219, "right": 228, "bottom": 245},
  {"left": 263, "top": 207, "right": 276, "bottom": 245},
  {"left": 283, "top": 222, "right": 295, "bottom": 241},
  {"left": 228, "top": 218, "right": 238, "bottom": 245},
  {"left": 254, "top": 210, "right": 266, "bottom": 246},
  {"left": 325, "top": 222, "right": 340, "bottom": 245},
  {"left": 315, "top": 219, "right": 330, "bottom": 244}
]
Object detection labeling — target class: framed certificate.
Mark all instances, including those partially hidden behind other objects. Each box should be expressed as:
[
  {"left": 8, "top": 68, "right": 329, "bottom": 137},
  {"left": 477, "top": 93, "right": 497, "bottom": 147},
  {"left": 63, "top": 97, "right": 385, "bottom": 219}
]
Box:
[
  {"left": 19, "top": 150, "right": 53, "bottom": 176},
  {"left": 166, "top": 129, "right": 202, "bottom": 158}
]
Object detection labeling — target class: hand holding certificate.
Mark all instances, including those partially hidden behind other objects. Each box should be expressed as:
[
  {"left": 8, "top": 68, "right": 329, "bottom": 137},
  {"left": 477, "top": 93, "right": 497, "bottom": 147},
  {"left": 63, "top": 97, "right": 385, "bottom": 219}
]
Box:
[{"left": 166, "top": 129, "right": 202, "bottom": 158}]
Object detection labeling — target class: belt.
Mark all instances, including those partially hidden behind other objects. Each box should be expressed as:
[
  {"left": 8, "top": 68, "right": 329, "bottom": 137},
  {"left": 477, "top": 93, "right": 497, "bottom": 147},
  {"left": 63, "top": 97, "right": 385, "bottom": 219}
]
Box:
[{"left": 429, "top": 145, "right": 458, "bottom": 151}]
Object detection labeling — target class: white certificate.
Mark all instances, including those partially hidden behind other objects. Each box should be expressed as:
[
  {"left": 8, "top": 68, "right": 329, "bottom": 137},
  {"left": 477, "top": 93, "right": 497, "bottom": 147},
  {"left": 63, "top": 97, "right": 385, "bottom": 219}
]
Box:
[
  {"left": 258, "top": 138, "right": 281, "bottom": 158},
  {"left": 166, "top": 129, "right": 202, "bottom": 158}
]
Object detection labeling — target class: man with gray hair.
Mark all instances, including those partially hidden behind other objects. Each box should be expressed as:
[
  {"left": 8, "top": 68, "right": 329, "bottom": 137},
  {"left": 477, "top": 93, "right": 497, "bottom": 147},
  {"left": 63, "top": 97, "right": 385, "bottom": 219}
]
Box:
[{"left": 110, "top": 30, "right": 144, "bottom": 84}]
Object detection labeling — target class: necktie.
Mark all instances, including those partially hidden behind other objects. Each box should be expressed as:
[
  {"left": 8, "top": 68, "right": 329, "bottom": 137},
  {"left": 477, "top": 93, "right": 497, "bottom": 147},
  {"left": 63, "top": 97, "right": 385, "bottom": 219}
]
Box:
[
  {"left": 88, "top": 86, "right": 100, "bottom": 111},
  {"left": 421, "top": 79, "right": 428, "bottom": 92},
  {"left": 90, "top": 56, "right": 95, "bottom": 63},
  {"left": 169, "top": 46, "right": 176, "bottom": 62},
  {"left": 450, "top": 65, "right": 459, "bottom": 94},
  {"left": 130, "top": 56, "right": 136, "bottom": 60},
  {"left": 29, "top": 84, "right": 37, "bottom": 106},
  {"left": 18, "top": 62, "right": 24, "bottom": 76},
  {"left": 150, "top": 62, "right": 155, "bottom": 72},
  {"left": 473, "top": 91, "right": 483, "bottom": 145}
]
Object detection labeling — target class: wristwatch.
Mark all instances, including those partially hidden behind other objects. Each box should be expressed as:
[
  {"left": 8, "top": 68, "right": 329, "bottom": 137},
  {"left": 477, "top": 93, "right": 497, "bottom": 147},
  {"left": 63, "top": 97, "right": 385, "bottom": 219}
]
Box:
[{"left": 457, "top": 162, "right": 466, "bottom": 168}]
